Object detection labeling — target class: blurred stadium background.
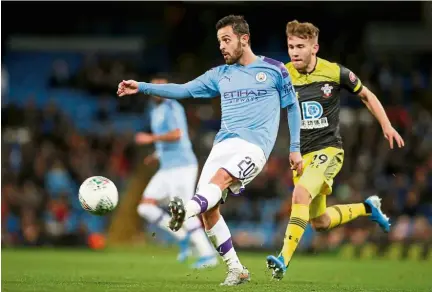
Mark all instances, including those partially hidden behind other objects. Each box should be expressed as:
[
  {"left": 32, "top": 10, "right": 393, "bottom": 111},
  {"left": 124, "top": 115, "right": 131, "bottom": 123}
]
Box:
[{"left": 2, "top": 1, "right": 432, "bottom": 265}]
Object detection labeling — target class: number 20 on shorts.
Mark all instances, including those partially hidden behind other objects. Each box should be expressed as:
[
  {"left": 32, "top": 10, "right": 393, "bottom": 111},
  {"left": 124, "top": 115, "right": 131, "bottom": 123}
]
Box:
[{"left": 237, "top": 156, "right": 256, "bottom": 178}]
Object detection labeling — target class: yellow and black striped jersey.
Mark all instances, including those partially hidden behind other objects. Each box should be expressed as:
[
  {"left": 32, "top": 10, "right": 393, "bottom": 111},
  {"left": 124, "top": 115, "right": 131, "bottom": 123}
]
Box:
[{"left": 286, "top": 57, "right": 363, "bottom": 155}]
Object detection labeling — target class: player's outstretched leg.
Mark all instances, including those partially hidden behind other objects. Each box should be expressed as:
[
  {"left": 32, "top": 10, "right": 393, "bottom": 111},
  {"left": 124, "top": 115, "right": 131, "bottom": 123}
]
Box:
[
  {"left": 267, "top": 191, "right": 391, "bottom": 280},
  {"left": 313, "top": 195, "right": 390, "bottom": 233}
]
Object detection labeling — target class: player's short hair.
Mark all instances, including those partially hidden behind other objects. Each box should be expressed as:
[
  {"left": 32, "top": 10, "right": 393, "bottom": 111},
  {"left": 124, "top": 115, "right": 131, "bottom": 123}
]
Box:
[
  {"left": 286, "top": 20, "right": 319, "bottom": 42},
  {"left": 216, "top": 15, "right": 251, "bottom": 45}
]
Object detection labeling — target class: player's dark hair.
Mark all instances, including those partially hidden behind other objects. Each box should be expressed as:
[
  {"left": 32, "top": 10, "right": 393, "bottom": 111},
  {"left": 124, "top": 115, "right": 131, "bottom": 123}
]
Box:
[{"left": 216, "top": 15, "right": 251, "bottom": 45}]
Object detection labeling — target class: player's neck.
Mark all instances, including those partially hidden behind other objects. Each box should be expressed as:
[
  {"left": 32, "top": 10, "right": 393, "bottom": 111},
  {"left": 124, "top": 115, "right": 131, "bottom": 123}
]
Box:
[
  {"left": 237, "top": 49, "right": 257, "bottom": 66},
  {"left": 305, "top": 56, "right": 318, "bottom": 73}
]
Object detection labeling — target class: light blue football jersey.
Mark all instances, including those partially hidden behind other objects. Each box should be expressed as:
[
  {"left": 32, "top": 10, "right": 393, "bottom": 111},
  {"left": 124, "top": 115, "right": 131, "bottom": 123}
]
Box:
[
  {"left": 149, "top": 99, "right": 197, "bottom": 169},
  {"left": 184, "top": 56, "right": 296, "bottom": 159}
]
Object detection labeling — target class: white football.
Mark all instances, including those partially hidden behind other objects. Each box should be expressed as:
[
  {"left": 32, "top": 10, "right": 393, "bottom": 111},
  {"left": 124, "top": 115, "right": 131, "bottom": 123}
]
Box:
[{"left": 78, "top": 176, "right": 118, "bottom": 216}]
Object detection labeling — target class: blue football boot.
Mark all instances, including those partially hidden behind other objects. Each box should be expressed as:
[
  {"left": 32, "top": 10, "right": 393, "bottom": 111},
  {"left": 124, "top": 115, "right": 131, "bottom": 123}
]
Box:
[
  {"left": 266, "top": 255, "right": 288, "bottom": 280},
  {"left": 364, "top": 195, "right": 391, "bottom": 233}
]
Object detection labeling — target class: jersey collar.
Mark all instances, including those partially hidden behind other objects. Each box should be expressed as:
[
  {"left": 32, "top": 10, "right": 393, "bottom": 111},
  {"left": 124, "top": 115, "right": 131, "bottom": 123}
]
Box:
[
  {"left": 295, "top": 57, "right": 318, "bottom": 76},
  {"left": 234, "top": 56, "right": 260, "bottom": 68},
  {"left": 307, "top": 57, "right": 319, "bottom": 75}
]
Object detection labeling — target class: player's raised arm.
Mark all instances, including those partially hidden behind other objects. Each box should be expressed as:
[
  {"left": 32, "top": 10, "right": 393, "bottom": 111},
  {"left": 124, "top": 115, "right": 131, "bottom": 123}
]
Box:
[
  {"left": 117, "top": 68, "right": 220, "bottom": 100},
  {"left": 117, "top": 79, "right": 191, "bottom": 99},
  {"left": 135, "top": 129, "right": 181, "bottom": 144},
  {"left": 339, "top": 65, "right": 405, "bottom": 149},
  {"left": 277, "top": 66, "right": 303, "bottom": 174}
]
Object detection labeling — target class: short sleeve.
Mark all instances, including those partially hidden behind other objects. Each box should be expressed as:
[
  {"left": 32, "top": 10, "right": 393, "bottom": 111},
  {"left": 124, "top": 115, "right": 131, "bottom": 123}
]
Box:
[
  {"left": 339, "top": 64, "right": 363, "bottom": 94},
  {"left": 277, "top": 66, "right": 297, "bottom": 108},
  {"left": 184, "top": 67, "right": 220, "bottom": 98}
]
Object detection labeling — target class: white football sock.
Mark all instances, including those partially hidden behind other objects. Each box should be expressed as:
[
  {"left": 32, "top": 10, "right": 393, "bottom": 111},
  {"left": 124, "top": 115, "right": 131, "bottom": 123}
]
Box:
[
  {"left": 184, "top": 216, "right": 216, "bottom": 258},
  {"left": 137, "top": 203, "right": 187, "bottom": 240},
  {"left": 185, "top": 183, "right": 222, "bottom": 219},
  {"left": 205, "top": 216, "right": 242, "bottom": 270}
]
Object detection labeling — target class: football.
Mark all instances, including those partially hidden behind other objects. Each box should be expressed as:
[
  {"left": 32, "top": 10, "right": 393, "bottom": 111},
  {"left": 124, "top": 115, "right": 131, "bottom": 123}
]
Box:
[{"left": 78, "top": 176, "right": 119, "bottom": 215}]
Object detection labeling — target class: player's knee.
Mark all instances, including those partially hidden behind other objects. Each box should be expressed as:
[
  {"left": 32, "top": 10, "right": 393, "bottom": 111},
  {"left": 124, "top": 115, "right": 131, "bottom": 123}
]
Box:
[
  {"left": 202, "top": 204, "right": 221, "bottom": 230},
  {"left": 310, "top": 214, "right": 330, "bottom": 232},
  {"left": 210, "top": 168, "right": 236, "bottom": 191},
  {"left": 292, "top": 185, "right": 312, "bottom": 205}
]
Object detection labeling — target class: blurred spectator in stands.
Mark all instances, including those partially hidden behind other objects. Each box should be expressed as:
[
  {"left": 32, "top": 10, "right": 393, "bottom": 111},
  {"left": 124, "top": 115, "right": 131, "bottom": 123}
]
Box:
[
  {"left": 49, "top": 59, "right": 71, "bottom": 88},
  {"left": 2, "top": 65, "right": 8, "bottom": 97},
  {"left": 44, "top": 192, "right": 86, "bottom": 246},
  {"left": 94, "top": 98, "right": 110, "bottom": 124}
]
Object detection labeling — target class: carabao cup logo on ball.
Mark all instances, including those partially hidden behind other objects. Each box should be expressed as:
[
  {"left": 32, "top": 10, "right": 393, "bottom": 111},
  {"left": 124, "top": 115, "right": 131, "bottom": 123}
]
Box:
[
  {"left": 302, "top": 101, "right": 323, "bottom": 120},
  {"left": 90, "top": 176, "right": 109, "bottom": 186}
]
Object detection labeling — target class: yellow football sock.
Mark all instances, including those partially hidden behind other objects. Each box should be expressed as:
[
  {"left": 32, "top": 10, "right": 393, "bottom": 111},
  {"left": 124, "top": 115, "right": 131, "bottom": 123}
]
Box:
[
  {"left": 280, "top": 204, "right": 309, "bottom": 266},
  {"left": 326, "top": 203, "right": 368, "bottom": 230}
]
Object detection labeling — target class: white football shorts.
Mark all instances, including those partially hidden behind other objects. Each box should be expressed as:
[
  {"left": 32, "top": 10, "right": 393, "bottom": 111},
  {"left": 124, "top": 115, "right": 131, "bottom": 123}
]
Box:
[
  {"left": 143, "top": 165, "right": 198, "bottom": 203},
  {"left": 197, "top": 138, "right": 267, "bottom": 203}
]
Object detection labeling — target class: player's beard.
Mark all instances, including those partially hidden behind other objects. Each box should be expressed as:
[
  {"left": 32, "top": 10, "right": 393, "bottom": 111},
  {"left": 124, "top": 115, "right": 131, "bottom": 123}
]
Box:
[
  {"left": 293, "top": 62, "right": 307, "bottom": 73},
  {"left": 295, "top": 53, "right": 313, "bottom": 73},
  {"left": 225, "top": 42, "right": 243, "bottom": 65}
]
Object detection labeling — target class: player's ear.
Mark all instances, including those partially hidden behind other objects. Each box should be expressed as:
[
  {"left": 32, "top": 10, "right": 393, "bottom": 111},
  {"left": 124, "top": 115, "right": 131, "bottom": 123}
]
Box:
[
  {"left": 240, "top": 34, "right": 249, "bottom": 47},
  {"left": 312, "top": 43, "right": 319, "bottom": 55}
]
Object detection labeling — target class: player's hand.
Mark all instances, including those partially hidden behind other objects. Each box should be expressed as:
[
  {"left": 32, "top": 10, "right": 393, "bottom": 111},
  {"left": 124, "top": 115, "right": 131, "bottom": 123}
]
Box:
[
  {"left": 289, "top": 152, "right": 304, "bottom": 176},
  {"left": 143, "top": 154, "right": 158, "bottom": 165},
  {"left": 117, "top": 80, "right": 139, "bottom": 97},
  {"left": 382, "top": 125, "right": 405, "bottom": 149},
  {"left": 135, "top": 133, "right": 155, "bottom": 145}
]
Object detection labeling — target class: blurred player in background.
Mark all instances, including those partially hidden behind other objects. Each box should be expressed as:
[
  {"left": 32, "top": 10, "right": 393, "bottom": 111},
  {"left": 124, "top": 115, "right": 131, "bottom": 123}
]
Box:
[
  {"left": 135, "top": 75, "right": 218, "bottom": 269},
  {"left": 266, "top": 20, "right": 405, "bottom": 280},
  {"left": 118, "top": 15, "right": 302, "bottom": 286}
]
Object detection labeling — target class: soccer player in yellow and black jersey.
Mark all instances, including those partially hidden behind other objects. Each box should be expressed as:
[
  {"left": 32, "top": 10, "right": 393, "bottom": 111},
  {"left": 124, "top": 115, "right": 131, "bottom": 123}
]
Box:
[{"left": 267, "top": 20, "right": 405, "bottom": 280}]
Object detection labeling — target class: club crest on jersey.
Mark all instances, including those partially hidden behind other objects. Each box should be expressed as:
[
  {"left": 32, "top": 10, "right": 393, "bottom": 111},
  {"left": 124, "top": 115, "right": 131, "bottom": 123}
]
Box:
[
  {"left": 321, "top": 84, "right": 333, "bottom": 98},
  {"left": 255, "top": 72, "right": 267, "bottom": 83},
  {"left": 349, "top": 71, "right": 357, "bottom": 83}
]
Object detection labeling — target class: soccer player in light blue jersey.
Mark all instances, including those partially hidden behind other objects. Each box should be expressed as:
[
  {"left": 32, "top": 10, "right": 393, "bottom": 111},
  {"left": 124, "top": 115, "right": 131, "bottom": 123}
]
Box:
[
  {"left": 118, "top": 15, "right": 303, "bottom": 286},
  {"left": 135, "top": 75, "right": 218, "bottom": 269}
]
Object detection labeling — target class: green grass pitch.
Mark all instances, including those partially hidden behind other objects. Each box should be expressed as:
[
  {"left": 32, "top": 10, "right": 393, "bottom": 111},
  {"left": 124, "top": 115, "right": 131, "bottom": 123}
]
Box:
[{"left": 2, "top": 246, "right": 431, "bottom": 291}]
